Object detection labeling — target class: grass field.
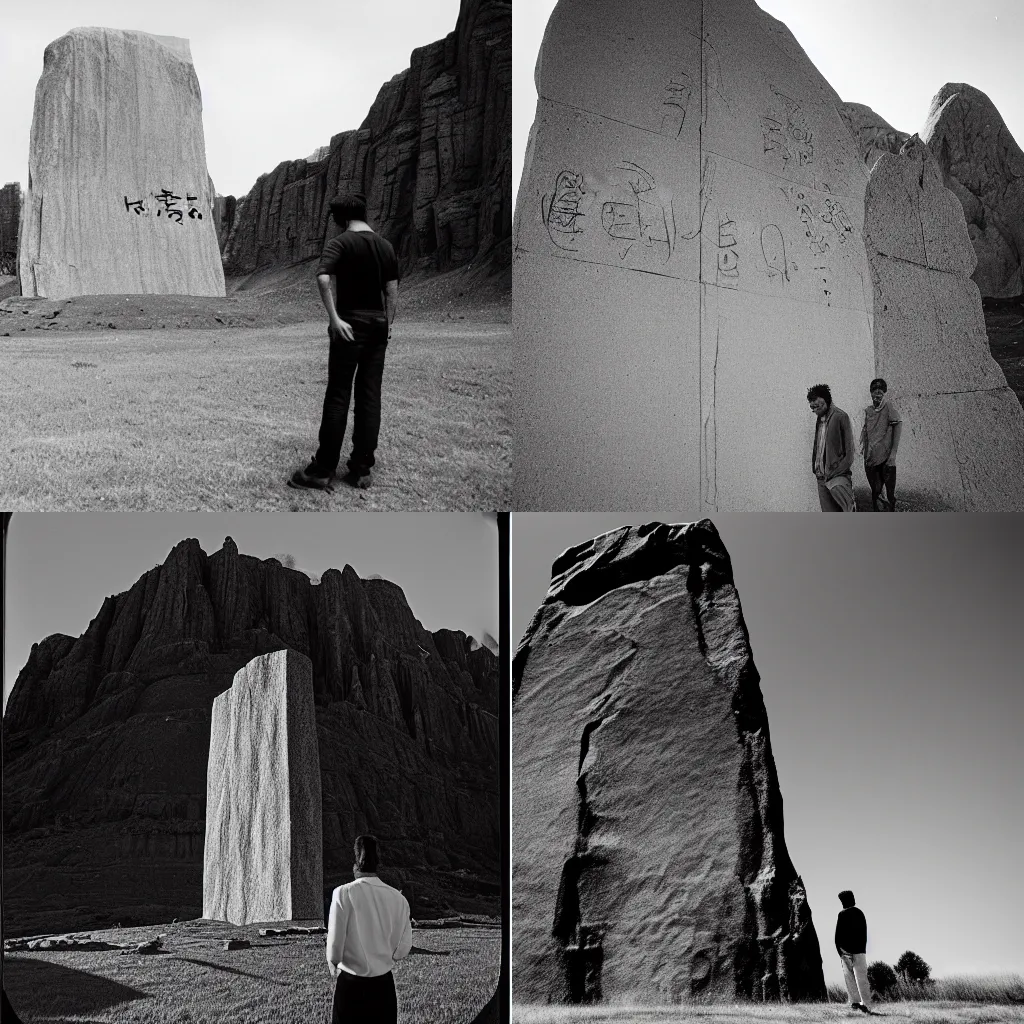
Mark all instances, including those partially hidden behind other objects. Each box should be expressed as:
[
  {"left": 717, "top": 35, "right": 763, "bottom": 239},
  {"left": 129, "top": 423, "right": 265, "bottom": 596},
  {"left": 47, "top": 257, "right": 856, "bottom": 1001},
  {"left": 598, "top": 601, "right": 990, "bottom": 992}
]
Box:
[
  {"left": 4, "top": 921, "right": 499, "bottom": 1024},
  {"left": 0, "top": 320, "right": 510, "bottom": 510}
]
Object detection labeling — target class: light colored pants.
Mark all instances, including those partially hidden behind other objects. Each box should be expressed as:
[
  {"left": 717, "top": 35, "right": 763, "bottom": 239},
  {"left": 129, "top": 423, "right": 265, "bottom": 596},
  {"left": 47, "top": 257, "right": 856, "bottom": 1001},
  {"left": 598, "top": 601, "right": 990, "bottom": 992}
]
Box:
[{"left": 839, "top": 950, "right": 871, "bottom": 1006}]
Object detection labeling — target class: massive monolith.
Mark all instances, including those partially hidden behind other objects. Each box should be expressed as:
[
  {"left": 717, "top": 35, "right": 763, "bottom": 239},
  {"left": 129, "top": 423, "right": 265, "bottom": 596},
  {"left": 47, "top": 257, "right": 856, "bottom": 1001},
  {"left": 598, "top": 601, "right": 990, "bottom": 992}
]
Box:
[
  {"left": 513, "top": 0, "right": 875, "bottom": 510},
  {"left": 512, "top": 522, "right": 826, "bottom": 1004},
  {"left": 203, "top": 650, "right": 322, "bottom": 925},
  {"left": 864, "top": 136, "right": 1024, "bottom": 508},
  {"left": 19, "top": 28, "right": 225, "bottom": 299}
]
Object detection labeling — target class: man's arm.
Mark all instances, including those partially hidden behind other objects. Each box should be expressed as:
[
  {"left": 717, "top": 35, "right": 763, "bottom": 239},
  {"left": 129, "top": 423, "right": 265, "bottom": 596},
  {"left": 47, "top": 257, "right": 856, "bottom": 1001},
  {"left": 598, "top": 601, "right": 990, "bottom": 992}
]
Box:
[
  {"left": 325, "top": 889, "right": 349, "bottom": 979},
  {"left": 835, "top": 412, "right": 855, "bottom": 476},
  {"left": 393, "top": 902, "right": 413, "bottom": 962},
  {"left": 385, "top": 279, "right": 399, "bottom": 331},
  {"left": 317, "top": 274, "right": 354, "bottom": 342},
  {"left": 859, "top": 418, "right": 868, "bottom": 459},
  {"left": 888, "top": 417, "right": 902, "bottom": 465}
]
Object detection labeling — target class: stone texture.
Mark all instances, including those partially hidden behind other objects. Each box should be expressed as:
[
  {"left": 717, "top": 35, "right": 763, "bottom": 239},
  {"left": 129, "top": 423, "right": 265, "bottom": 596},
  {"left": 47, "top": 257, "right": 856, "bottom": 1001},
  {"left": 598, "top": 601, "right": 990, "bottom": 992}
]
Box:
[
  {"left": 221, "top": 0, "right": 510, "bottom": 279},
  {"left": 921, "top": 83, "right": 1024, "bottom": 298},
  {"left": 214, "top": 194, "right": 237, "bottom": 252},
  {"left": 864, "top": 135, "right": 1024, "bottom": 508},
  {"left": 3, "top": 537, "right": 498, "bottom": 937},
  {"left": 512, "top": 521, "right": 826, "bottom": 1004},
  {"left": 0, "top": 182, "right": 20, "bottom": 278},
  {"left": 837, "top": 103, "right": 910, "bottom": 172},
  {"left": 203, "top": 650, "right": 322, "bottom": 925},
  {"left": 513, "top": 0, "right": 874, "bottom": 510},
  {"left": 19, "top": 28, "right": 225, "bottom": 299}
]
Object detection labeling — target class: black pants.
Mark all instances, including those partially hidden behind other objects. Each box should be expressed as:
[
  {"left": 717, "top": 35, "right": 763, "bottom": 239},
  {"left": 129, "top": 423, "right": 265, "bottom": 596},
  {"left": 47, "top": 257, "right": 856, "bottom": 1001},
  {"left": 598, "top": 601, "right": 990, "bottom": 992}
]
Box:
[
  {"left": 866, "top": 462, "right": 896, "bottom": 509},
  {"left": 331, "top": 970, "right": 397, "bottom": 1024},
  {"left": 312, "top": 315, "right": 389, "bottom": 476}
]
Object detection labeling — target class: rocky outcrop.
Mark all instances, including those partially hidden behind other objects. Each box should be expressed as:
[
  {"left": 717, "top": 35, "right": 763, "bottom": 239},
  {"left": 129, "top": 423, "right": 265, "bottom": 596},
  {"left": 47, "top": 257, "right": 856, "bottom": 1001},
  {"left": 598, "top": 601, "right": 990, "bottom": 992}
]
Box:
[
  {"left": 0, "top": 182, "right": 20, "bottom": 277},
  {"left": 222, "top": 0, "right": 510, "bottom": 279},
  {"left": 2, "top": 537, "right": 499, "bottom": 937},
  {"left": 213, "top": 195, "right": 237, "bottom": 252},
  {"left": 203, "top": 650, "right": 323, "bottom": 925},
  {"left": 921, "top": 83, "right": 1024, "bottom": 298},
  {"left": 838, "top": 103, "right": 910, "bottom": 171},
  {"left": 512, "top": 522, "right": 826, "bottom": 1004},
  {"left": 864, "top": 135, "right": 1024, "bottom": 508},
  {"left": 19, "top": 28, "right": 224, "bottom": 298}
]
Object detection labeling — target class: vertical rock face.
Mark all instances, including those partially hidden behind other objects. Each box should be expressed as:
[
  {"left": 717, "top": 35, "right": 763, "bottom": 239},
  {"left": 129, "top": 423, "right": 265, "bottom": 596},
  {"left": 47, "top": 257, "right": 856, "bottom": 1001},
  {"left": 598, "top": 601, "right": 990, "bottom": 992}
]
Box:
[
  {"left": 19, "top": 28, "right": 225, "bottom": 299},
  {"left": 512, "top": 522, "right": 825, "bottom": 1004},
  {"left": 0, "top": 182, "right": 20, "bottom": 277},
  {"left": 2, "top": 537, "right": 498, "bottom": 937},
  {"left": 922, "top": 83, "right": 1024, "bottom": 299},
  {"left": 864, "top": 136, "right": 1024, "bottom": 508},
  {"left": 513, "top": 0, "right": 875, "bottom": 511},
  {"left": 222, "top": 0, "right": 511, "bottom": 278},
  {"left": 203, "top": 650, "right": 322, "bottom": 925},
  {"left": 837, "top": 103, "right": 910, "bottom": 172}
]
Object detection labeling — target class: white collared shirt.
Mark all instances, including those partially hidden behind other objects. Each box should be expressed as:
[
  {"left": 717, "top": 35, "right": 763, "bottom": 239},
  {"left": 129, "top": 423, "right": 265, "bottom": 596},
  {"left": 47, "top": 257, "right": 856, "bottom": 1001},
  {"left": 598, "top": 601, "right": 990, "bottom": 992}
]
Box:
[{"left": 326, "top": 874, "right": 413, "bottom": 977}]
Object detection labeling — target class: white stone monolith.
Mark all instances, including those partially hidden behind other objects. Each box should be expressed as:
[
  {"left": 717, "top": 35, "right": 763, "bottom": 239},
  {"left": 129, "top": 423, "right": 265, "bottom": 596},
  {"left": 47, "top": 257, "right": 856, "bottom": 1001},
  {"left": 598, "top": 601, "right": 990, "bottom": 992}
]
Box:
[
  {"left": 19, "top": 28, "right": 225, "bottom": 298},
  {"left": 203, "top": 649, "right": 323, "bottom": 925}
]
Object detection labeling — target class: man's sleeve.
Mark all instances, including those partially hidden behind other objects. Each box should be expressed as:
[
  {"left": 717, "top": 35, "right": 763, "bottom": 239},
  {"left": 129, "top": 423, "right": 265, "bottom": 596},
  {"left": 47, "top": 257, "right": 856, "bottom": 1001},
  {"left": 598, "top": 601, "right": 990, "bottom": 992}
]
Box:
[
  {"left": 316, "top": 237, "right": 342, "bottom": 278},
  {"left": 837, "top": 413, "right": 855, "bottom": 475},
  {"left": 835, "top": 914, "right": 843, "bottom": 954},
  {"left": 326, "top": 888, "right": 348, "bottom": 970},
  {"left": 393, "top": 898, "right": 413, "bottom": 962},
  {"left": 889, "top": 402, "right": 902, "bottom": 425}
]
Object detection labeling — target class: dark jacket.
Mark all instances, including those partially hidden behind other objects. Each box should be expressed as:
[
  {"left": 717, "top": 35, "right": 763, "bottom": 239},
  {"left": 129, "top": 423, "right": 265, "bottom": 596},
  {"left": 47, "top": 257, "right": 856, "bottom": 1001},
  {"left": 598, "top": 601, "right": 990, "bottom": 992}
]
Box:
[
  {"left": 835, "top": 906, "right": 867, "bottom": 954},
  {"left": 812, "top": 404, "right": 855, "bottom": 481}
]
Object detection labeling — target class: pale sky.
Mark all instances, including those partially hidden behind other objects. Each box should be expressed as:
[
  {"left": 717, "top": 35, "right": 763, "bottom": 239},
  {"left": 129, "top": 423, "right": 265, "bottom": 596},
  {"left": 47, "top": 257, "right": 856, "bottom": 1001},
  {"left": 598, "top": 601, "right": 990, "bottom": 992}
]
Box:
[
  {"left": 512, "top": 513, "right": 1024, "bottom": 987},
  {"left": 1, "top": 0, "right": 462, "bottom": 198},
  {"left": 514, "top": 0, "right": 1024, "bottom": 208},
  {"left": 4, "top": 512, "right": 499, "bottom": 711}
]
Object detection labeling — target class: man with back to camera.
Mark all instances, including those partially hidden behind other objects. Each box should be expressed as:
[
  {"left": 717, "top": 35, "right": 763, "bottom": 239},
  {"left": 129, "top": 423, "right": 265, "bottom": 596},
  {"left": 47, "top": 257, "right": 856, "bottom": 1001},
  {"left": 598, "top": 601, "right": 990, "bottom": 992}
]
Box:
[
  {"left": 807, "top": 383, "right": 856, "bottom": 511},
  {"left": 289, "top": 192, "right": 400, "bottom": 492},
  {"left": 860, "top": 377, "right": 902, "bottom": 511},
  {"left": 325, "top": 834, "right": 412, "bottom": 1024},
  {"left": 836, "top": 890, "right": 872, "bottom": 1013}
]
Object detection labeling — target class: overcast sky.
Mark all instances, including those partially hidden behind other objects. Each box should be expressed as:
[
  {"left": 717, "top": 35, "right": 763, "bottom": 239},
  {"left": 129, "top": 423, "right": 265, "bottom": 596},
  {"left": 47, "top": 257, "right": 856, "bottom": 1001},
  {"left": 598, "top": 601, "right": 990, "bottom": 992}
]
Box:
[
  {"left": 4, "top": 512, "right": 498, "bottom": 710},
  {"left": 1, "top": 0, "right": 461, "bottom": 197},
  {"left": 512, "top": 513, "right": 1024, "bottom": 987},
  {"left": 514, "top": 0, "right": 1024, "bottom": 206}
]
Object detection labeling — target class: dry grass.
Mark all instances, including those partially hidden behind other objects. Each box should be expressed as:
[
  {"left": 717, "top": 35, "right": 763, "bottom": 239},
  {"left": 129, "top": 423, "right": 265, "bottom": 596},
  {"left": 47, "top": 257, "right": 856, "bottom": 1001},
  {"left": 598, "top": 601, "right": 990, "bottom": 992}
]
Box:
[
  {"left": 0, "top": 320, "right": 510, "bottom": 509},
  {"left": 4, "top": 922, "right": 499, "bottom": 1024}
]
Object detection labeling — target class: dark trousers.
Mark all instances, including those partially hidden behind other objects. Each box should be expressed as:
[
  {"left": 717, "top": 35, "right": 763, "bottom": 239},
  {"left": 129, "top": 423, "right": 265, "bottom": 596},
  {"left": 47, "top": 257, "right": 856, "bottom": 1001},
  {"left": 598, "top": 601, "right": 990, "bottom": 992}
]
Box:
[
  {"left": 866, "top": 462, "right": 896, "bottom": 509},
  {"left": 331, "top": 970, "right": 397, "bottom": 1024},
  {"left": 312, "top": 316, "right": 389, "bottom": 476}
]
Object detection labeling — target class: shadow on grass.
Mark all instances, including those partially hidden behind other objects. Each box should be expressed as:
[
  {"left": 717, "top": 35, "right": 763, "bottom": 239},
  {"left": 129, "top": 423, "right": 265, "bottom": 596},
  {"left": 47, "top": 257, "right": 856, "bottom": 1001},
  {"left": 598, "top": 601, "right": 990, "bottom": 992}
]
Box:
[
  {"left": 171, "top": 954, "right": 290, "bottom": 985},
  {"left": 5, "top": 957, "right": 150, "bottom": 1018}
]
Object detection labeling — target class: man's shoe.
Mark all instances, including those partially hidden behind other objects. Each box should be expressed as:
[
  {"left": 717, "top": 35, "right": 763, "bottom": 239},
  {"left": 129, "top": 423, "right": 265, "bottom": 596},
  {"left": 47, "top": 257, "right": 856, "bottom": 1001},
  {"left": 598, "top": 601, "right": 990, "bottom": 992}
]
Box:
[
  {"left": 288, "top": 465, "right": 334, "bottom": 491},
  {"left": 341, "top": 469, "right": 372, "bottom": 489},
  {"left": 856, "top": 1004, "right": 871, "bottom": 1014}
]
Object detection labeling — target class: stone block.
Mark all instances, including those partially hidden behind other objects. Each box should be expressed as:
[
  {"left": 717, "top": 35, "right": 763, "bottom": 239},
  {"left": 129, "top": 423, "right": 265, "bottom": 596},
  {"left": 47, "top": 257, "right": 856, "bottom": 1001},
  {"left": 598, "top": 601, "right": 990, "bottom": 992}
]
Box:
[{"left": 203, "top": 649, "right": 323, "bottom": 925}]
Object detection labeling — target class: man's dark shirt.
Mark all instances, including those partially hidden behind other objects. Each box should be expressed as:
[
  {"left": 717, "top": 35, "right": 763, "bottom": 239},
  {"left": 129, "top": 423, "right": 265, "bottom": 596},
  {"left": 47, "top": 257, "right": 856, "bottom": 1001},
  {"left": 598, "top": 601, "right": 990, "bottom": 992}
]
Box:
[
  {"left": 835, "top": 906, "right": 867, "bottom": 954},
  {"left": 316, "top": 230, "right": 400, "bottom": 317}
]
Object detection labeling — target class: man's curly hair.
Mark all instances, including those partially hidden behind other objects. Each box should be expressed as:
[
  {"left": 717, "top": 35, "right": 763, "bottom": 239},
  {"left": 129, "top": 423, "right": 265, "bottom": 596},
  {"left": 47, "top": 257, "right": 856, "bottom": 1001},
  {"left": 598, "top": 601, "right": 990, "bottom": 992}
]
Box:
[{"left": 806, "top": 383, "right": 833, "bottom": 407}]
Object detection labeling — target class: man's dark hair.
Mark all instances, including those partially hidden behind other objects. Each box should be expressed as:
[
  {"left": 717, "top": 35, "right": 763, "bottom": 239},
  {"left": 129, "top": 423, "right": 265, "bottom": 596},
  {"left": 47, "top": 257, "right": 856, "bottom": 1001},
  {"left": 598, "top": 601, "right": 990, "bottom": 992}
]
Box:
[
  {"left": 330, "top": 192, "right": 367, "bottom": 226},
  {"left": 354, "top": 834, "right": 379, "bottom": 873},
  {"left": 807, "top": 383, "right": 833, "bottom": 407},
  {"left": 838, "top": 890, "right": 856, "bottom": 908},
  {"left": 869, "top": 378, "right": 888, "bottom": 392}
]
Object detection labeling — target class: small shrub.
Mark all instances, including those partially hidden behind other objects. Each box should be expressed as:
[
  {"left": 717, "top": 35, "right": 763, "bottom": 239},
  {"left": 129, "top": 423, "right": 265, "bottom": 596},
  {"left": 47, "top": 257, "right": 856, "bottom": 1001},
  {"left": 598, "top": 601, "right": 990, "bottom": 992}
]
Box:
[
  {"left": 895, "top": 949, "right": 932, "bottom": 983},
  {"left": 868, "top": 960, "right": 898, "bottom": 998}
]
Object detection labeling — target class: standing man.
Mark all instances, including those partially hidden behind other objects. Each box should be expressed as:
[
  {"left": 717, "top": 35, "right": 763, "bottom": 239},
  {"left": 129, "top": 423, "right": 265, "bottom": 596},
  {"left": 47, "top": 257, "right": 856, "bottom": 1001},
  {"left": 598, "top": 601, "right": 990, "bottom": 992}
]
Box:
[
  {"left": 807, "top": 384, "right": 856, "bottom": 511},
  {"left": 289, "top": 193, "right": 400, "bottom": 492},
  {"left": 860, "top": 378, "right": 902, "bottom": 511},
  {"left": 836, "top": 890, "right": 871, "bottom": 1013},
  {"left": 326, "top": 834, "right": 413, "bottom": 1024}
]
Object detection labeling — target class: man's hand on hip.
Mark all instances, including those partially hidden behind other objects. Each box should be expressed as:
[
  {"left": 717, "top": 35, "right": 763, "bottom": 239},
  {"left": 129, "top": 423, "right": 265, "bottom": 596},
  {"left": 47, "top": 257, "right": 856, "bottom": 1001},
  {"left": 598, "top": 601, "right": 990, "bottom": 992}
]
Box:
[{"left": 329, "top": 316, "right": 354, "bottom": 342}]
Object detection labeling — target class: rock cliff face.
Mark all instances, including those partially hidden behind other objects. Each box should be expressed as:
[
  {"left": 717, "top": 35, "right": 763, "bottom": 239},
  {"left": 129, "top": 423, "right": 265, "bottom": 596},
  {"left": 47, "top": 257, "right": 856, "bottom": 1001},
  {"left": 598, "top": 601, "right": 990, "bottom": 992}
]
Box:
[
  {"left": 19, "top": 28, "right": 224, "bottom": 299},
  {"left": 3, "top": 537, "right": 499, "bottom": 937},
  {"left": 222, "top": 0, "right": 511, "bottom": 279},
  {"left": 837, "top": 103, "right": 910, "bottom": 172},
  {"left": 203, "top": 650, "right": 323, "bottom": 925},
  {"left": 512, "top": 522, "right": 826, "bottom": 1004},
  {"left": 0, "top": 182, "right": 20, "bottom": 277},
  {"left": 921, "top": 83, "right": 1024, "bottom": 299}
]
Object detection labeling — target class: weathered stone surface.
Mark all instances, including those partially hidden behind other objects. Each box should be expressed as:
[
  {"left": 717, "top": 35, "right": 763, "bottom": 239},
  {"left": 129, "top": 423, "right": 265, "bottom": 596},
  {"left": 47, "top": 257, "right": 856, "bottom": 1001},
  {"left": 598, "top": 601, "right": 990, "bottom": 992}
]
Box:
[
  {"left": 19, "top": 28, "right": 225, "bottom": 299},
  {"left": 865, "top": 135, "right": 1024, "bottom": 509},
  {"left": 3, "top": 537, "right": 498, "bottom": 937},
  {"left": 203, "top": 650, "right": 322, "bottom": 925},
  {"left": 213, "top": 194, "right": 237, "bottom": 252},
  {"left": 838, "top": 103, "right": 910, "bottom": 171},
  {"left": 222, "top": 0, "right": 510, "bottom": 279},
  {"left": 513, "top": 0, "right": 875, "bottom": 510},
  {"left": 922, "top": 83, "right": 1024, "bottom": 298},
  {"left": 0, "top": 182, "right": 20, "bottom": 278},
  {"left": 512, "top": 522, "right": 826, "bottom": 1004}
]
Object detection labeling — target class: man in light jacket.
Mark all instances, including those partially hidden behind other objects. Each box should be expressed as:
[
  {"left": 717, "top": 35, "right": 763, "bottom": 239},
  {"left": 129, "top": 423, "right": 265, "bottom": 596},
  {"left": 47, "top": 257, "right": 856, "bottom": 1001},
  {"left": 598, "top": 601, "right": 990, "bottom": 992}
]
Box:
[
  {"left": 808, "top": 383, "right": 856, "bottom": 511},
  {"left": 326, "top": 835, "right": 412, "bottom": 1024}
]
